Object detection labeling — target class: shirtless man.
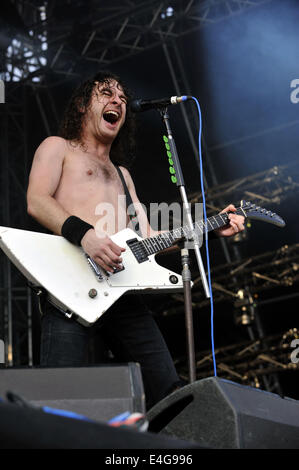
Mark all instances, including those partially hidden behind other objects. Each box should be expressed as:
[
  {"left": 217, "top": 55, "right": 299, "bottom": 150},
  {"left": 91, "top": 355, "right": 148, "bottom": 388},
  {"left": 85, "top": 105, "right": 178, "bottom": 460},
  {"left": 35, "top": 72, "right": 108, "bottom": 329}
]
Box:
[{"left": 27, "top": 71, "right": 245, "bottom": 409}]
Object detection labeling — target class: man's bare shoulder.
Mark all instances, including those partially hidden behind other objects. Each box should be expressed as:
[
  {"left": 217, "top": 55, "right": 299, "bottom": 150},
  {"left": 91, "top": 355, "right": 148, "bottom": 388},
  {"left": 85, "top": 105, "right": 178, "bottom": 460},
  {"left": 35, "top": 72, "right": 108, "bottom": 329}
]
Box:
[
  {"left": 36, "top": 136, "right": 68, "bottom": 153},
  {"left": 43, "top": 136, "right": 66, "bottom": 144},
  {"left": 33, "top": 136, "right": 71, "bottom": 167}
]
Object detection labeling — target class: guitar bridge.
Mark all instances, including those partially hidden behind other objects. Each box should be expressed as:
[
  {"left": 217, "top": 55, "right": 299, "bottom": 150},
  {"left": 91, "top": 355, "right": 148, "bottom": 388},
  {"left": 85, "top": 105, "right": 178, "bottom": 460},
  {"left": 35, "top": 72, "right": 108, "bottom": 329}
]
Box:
[{"left": 85, "top": 254, "right": 104, "bottom": 281}]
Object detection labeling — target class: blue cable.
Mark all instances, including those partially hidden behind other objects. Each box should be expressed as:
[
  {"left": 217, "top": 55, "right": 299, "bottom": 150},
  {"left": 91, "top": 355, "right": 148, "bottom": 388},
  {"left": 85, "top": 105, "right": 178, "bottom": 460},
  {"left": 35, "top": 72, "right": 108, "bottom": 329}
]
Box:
[
  {"left": 190, "top": 96, "right": 217, "bottom": 377},
  {"left": 42, "top": 406, "right": 94, "bottom": 422}
]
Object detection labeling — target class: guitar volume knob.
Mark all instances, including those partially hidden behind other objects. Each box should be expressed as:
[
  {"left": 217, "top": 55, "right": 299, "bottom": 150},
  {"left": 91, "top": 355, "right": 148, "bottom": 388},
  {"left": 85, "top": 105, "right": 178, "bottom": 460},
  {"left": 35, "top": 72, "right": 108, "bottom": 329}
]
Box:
[{"left": 88, "top": 289, "right": 98, "bottom": 298}]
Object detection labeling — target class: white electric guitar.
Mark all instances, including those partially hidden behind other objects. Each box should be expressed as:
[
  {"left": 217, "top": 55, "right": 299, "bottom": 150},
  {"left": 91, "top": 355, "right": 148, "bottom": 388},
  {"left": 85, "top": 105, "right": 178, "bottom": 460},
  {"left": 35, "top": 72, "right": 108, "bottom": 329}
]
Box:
[{"left": 0, "top": 201, "right": 285, "bottom": 326}]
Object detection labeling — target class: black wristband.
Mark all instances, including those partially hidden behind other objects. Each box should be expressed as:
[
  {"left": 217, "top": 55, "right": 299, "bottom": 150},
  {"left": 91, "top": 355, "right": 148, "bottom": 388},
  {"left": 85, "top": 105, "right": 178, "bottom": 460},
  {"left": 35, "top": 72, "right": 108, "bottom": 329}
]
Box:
[{"left": 61, "top": 216, "right": 93, "bottom": 246}]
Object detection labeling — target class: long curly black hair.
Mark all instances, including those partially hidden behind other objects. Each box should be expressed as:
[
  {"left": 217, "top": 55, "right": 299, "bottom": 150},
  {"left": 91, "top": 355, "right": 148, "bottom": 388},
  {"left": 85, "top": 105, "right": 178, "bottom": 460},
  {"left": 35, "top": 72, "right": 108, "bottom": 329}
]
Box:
[{"left": 59, "top": 71, "right": 136, "bottom": 168}]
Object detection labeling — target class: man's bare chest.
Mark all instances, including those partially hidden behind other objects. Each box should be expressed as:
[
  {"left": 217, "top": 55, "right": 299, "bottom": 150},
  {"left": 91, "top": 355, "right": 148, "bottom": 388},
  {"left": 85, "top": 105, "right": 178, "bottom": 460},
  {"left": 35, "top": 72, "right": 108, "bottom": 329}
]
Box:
[
  {"left": 55, "top": 154, "right": 126, "bottom": 209},
  {"left": 66, "top": 152, "right": 123, "bottom": 185}
]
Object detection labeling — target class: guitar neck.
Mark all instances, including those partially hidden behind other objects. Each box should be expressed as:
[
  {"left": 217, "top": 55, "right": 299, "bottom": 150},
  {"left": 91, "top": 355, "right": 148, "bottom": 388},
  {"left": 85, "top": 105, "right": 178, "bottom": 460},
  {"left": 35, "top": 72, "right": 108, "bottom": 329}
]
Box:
[{"left": 140, "top": 207, "right": 244, "bottom": 256}]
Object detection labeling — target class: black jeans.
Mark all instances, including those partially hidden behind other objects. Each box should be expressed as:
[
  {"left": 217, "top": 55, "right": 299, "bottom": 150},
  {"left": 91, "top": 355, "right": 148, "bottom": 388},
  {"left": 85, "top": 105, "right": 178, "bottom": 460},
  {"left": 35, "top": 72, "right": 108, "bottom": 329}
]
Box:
[{"left": 40, "top": 295, "right": 181, "bottom": 409}]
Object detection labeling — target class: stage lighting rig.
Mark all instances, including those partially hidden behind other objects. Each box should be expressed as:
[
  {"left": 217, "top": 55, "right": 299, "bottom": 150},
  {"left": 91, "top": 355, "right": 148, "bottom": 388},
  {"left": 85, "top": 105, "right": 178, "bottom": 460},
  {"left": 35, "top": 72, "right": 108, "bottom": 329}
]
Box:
[{"left": 1, "top": 2, "right": 48, "bottom": 83}]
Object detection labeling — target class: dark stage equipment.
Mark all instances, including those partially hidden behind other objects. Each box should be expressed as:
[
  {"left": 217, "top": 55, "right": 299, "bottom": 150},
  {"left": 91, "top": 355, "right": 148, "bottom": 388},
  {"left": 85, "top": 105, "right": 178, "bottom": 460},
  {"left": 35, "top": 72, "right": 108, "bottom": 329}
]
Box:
[
  {"left": 0, "top": 401, "right": 201, "bottom": 449},
  {"left": 147, "top": 377, "right": 299, "bottom": 449},
  {"left": 0, "top": 363, "right": 145, "bottom": 422}
]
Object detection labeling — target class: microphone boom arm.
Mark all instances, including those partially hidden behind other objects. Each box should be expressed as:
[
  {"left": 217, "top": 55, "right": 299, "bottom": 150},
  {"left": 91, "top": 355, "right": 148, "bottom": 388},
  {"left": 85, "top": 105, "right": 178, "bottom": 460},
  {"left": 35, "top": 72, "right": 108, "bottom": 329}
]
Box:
[
  {"left": 158, "top": 106, "right": 210, "bottom": 383},
  {"left": 158, "top": 106, "right": 210, "bottom": 298}
]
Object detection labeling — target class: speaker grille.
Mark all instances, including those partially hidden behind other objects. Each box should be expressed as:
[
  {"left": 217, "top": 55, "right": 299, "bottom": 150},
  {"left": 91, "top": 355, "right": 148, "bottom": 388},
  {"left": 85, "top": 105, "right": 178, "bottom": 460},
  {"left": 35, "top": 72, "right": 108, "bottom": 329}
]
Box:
[
  {"left": 0, "top": 364, "right": 145, "bottom": 422},
  {"left": 147, "top": 377, "right": 299, "bottom": 448}
]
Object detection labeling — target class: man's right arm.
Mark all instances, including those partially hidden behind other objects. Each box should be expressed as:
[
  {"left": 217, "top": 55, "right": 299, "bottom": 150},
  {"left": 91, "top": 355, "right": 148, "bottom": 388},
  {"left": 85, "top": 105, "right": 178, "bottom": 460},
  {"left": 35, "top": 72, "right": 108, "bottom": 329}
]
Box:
[
  {"left": 27, "top": 136, "right": 71, "bottom": 235},
  {"left": 27, "top": 137, "right": 124, "bottom": 273}
]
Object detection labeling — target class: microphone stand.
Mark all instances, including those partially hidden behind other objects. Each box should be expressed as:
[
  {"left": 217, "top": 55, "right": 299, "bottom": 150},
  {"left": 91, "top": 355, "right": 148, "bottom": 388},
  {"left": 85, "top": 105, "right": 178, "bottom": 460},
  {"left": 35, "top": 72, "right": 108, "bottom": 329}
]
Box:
[{"left": 158, "top": 106, "right": 211, "bottom": 384}]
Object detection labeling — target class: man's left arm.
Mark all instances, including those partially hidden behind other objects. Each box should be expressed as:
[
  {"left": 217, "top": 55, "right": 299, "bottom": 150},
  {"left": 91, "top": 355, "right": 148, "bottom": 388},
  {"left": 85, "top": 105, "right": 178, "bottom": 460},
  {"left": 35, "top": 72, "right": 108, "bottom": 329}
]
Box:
[{"left": 120, "top": 168, "right": 245, "bottom": 242}]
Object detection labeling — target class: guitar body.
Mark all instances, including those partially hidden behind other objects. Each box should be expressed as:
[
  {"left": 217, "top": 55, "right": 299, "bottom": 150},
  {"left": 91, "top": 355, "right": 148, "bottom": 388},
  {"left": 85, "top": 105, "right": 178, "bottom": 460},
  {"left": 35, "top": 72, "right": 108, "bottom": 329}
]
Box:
[
  {"left": 0, "top": 201, "right": 285, "bottom": 326},
  {"left": 0, "top": 226, "right": 183, "bottom": 326}
]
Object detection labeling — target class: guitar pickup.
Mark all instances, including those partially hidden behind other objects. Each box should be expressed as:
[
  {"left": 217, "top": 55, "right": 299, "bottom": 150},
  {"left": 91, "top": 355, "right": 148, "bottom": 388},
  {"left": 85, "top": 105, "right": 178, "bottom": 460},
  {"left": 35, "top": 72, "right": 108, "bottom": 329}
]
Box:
[
  {"left": 112, "top": 264, "right": 125, "bottom": 274},
  {"left": 126, "top": 238, "right": 149, "bottom": 263},
  {"left": 106, "top": 264, "right": 125, "bottom": 277}
]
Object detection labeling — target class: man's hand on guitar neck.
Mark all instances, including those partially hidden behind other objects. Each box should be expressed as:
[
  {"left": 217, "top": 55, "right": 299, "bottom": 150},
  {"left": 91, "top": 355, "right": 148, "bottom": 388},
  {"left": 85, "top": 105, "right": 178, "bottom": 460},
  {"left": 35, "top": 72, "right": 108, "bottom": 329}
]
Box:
[
  {"left": 81, "top": 229, "right": 125, "bottom": 274},
  {"left": 214, "top": 204, "right": 245, "bottom": 238},
  {"left": 157, "top": 204, "right": 245, "bottom": 256}
]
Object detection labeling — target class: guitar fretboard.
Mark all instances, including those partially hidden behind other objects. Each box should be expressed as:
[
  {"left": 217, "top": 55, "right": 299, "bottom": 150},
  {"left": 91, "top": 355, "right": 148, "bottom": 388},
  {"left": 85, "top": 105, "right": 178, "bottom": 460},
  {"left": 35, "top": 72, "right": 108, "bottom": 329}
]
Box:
[{"left": 139, "top": 209, "right": 243, "bottom": 256}]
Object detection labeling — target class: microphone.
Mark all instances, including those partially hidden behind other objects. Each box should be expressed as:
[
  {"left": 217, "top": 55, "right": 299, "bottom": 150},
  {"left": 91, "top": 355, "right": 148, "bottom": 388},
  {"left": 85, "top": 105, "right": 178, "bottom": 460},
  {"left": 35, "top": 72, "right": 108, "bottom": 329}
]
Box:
[{"left": 130, "top": 95, "right": 191, "bottom": 113}]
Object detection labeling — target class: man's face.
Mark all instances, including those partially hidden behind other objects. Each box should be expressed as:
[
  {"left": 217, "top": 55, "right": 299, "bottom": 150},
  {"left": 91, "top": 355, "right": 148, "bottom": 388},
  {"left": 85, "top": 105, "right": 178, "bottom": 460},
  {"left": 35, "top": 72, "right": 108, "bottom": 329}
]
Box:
[{"left": 85, "top": 79, "right": 127, "bottom": 144}]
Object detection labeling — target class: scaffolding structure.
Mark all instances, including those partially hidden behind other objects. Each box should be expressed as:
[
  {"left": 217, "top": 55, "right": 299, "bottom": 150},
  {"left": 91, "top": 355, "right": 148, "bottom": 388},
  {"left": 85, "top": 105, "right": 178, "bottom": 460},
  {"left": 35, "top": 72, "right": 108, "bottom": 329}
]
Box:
[
  {"left": 4, "top": 0, "right": 272, "bottom": 84},
  {"left": 174, "top": 329, "right": 299, "bottom": 391},
  {"left": 0, "top": 84, "right": 33, "bottom": 366}
]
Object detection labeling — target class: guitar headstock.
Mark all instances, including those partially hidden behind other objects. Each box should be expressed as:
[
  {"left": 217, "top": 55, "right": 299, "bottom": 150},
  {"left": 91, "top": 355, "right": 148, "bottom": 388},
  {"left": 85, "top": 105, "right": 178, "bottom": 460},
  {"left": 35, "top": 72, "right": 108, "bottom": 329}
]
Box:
[{"left": 240, "top": 200, "right": 286, "bottom": 227}]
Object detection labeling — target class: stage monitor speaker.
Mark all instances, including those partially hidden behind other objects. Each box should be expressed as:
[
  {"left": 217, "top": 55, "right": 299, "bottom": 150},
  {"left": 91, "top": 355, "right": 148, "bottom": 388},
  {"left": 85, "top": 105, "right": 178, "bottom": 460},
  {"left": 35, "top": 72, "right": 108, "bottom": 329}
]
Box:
[
  {"left": 147, "top": 377, "right": 299, "bottom": 449},
  {"left": 0, "top": 401, "right": 202, "bottom": 449},
  {"left": 0, "top": 364, "right": 145, "bottom": 422}
]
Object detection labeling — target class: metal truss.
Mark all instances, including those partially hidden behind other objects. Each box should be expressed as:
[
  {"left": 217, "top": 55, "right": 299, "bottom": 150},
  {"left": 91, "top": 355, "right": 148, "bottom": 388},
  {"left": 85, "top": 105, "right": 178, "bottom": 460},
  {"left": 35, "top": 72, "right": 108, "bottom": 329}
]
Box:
[
  {"left": 159, "top": 242, "right": 299, "bottom": 316},
  {"left": 151, "top": 160, "right": 299, "bottom": 274},
  {"left": 175, "top": 329, "right": 299, "bottom": 393},
  {"left": 188, "top": 161, "right": 299, "bottom": 215},
  {"left": 0, "top": 85, "right": 33, "bottom": 366},
  {"left": 150, "top": 162, "right": 299, "bottom": 232},
  {"left": 160, "top": 244, "right": 299, "bottom": 394},
  {"left": 204, "top": 242, "right": 299, "bottom": 304},
  {"left": 3, "top": 0, "right": 273, "bottom": 84}
]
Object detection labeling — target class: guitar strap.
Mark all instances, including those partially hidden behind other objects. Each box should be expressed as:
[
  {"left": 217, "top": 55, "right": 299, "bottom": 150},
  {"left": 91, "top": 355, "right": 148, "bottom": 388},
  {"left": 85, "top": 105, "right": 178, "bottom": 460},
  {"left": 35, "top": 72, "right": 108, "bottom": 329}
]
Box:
[{"left": 115, "top": 166, "right": 141, "bottom": 236}]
